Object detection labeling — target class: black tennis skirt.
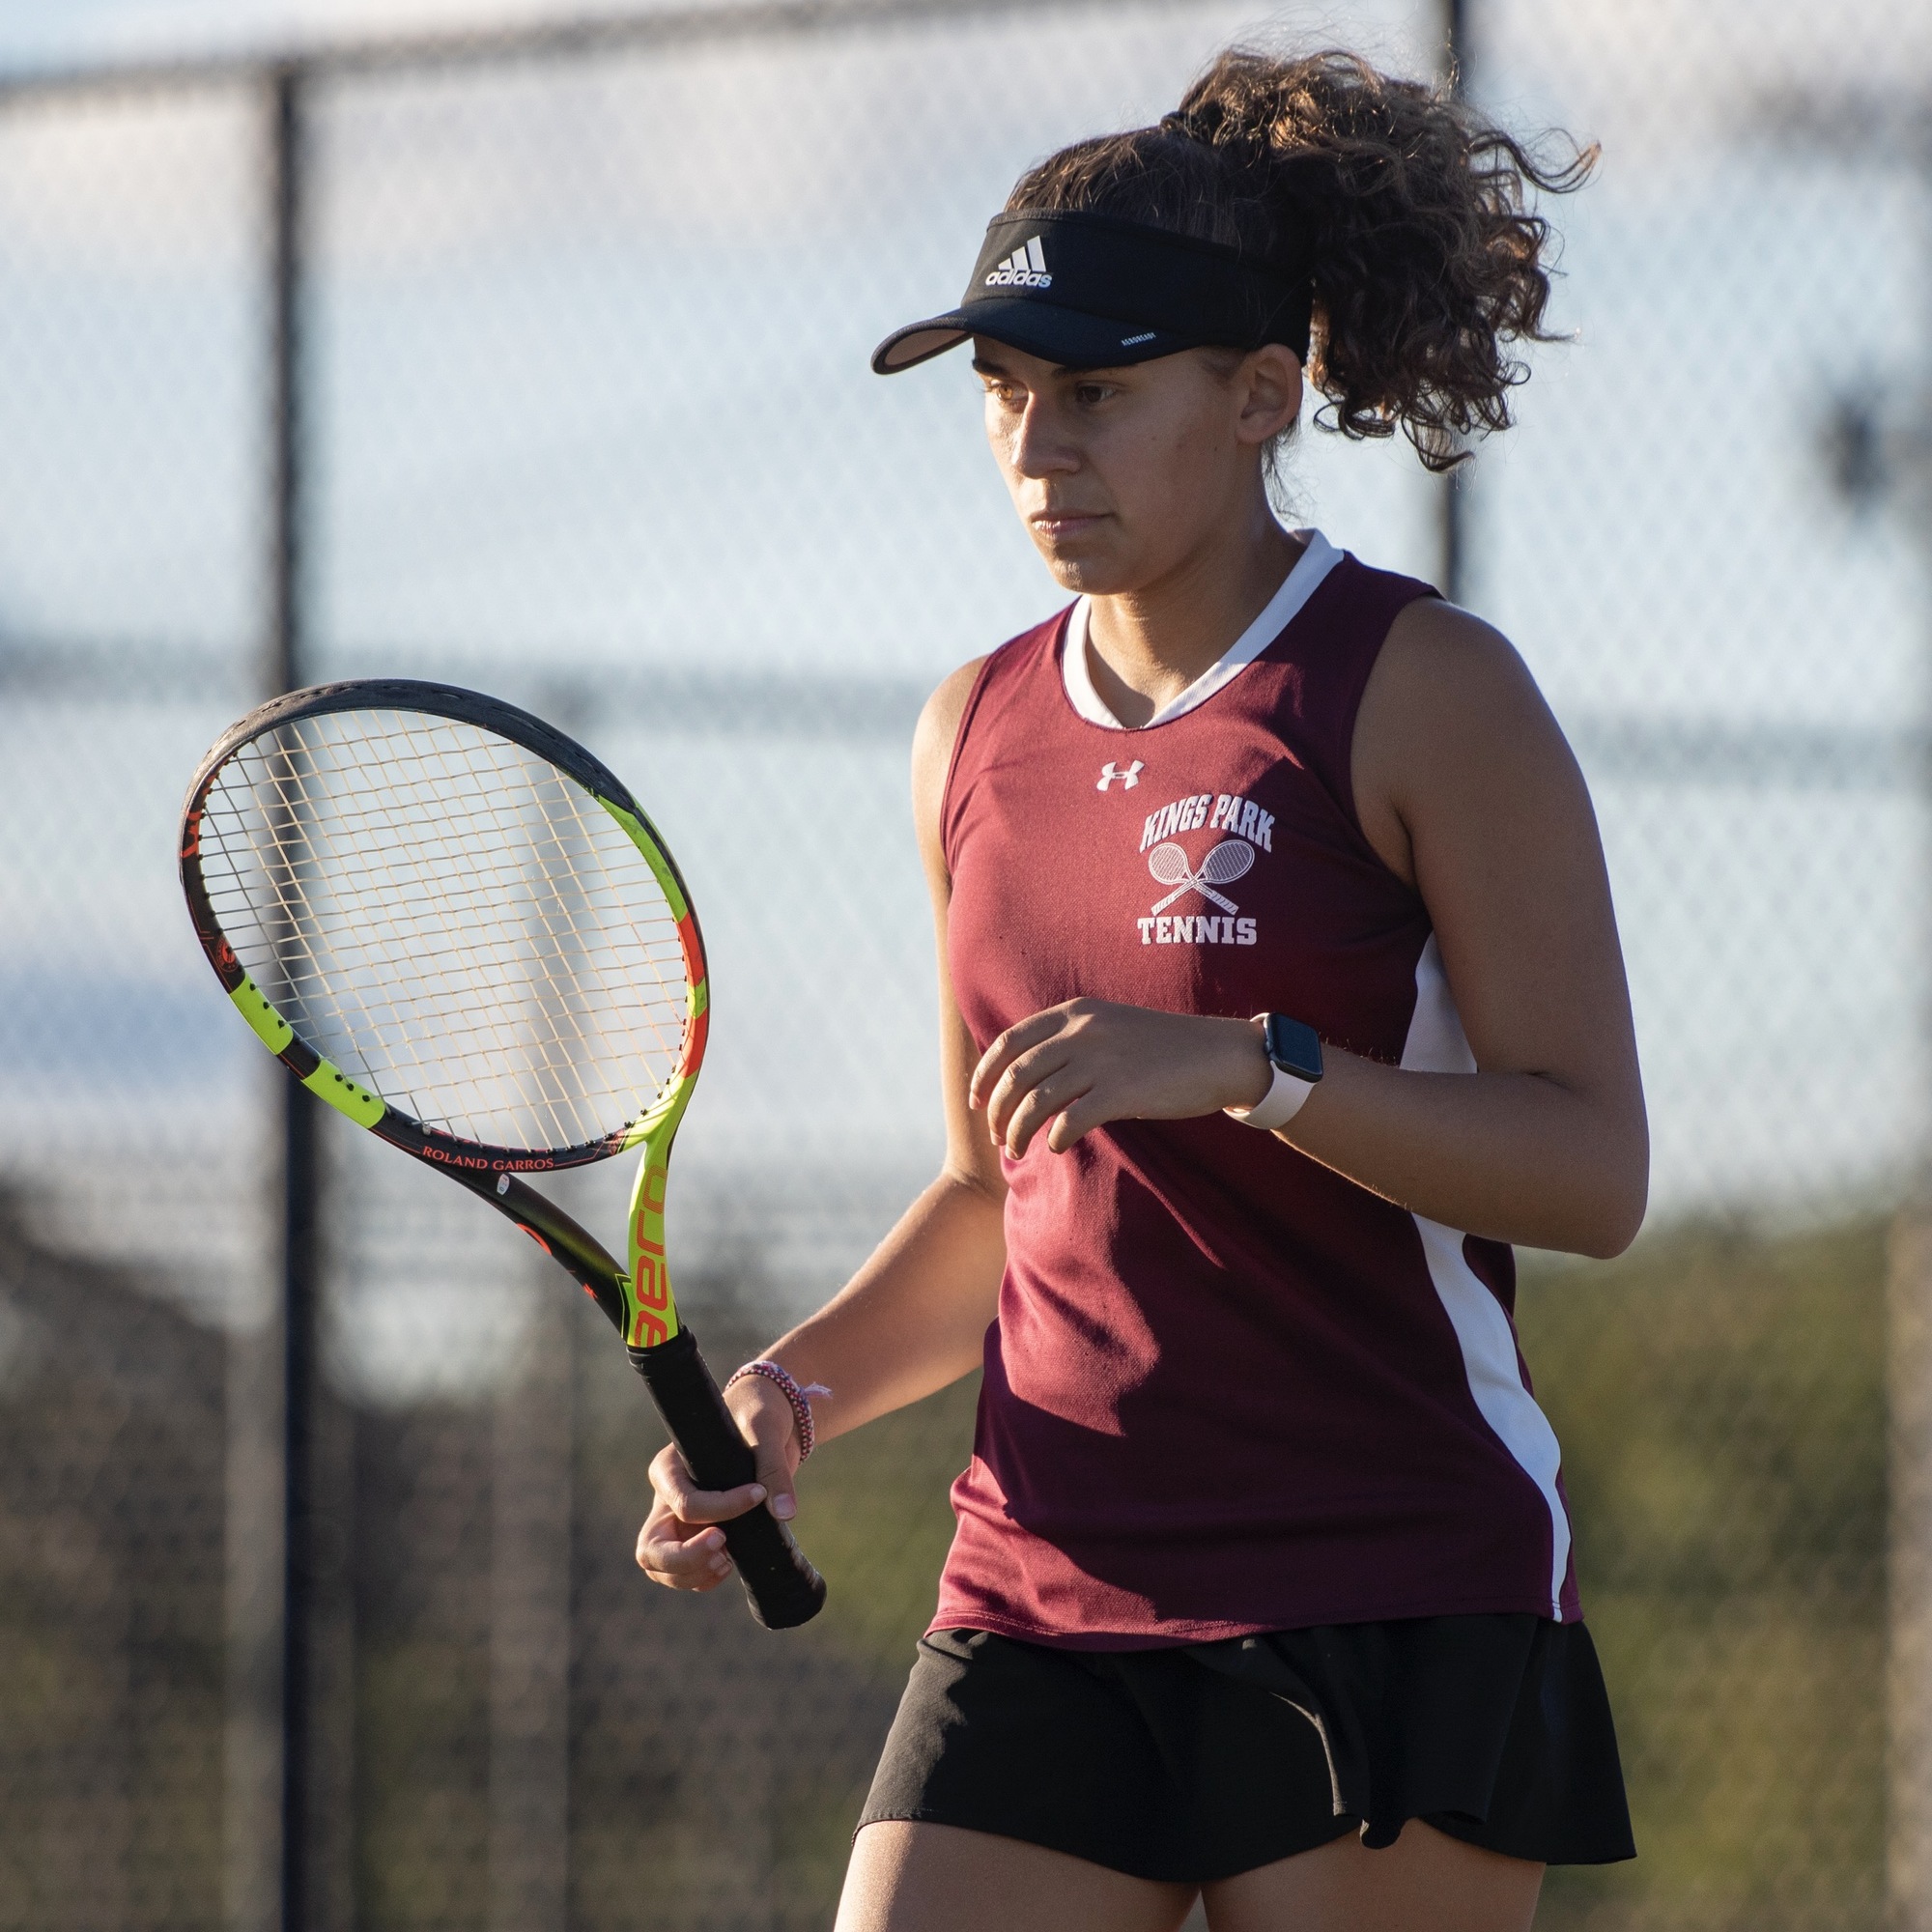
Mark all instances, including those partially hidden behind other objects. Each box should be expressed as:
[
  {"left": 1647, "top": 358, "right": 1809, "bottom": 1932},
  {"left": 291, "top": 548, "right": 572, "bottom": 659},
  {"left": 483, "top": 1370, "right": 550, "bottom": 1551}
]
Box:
[{"left": 858, "top": 1615, "right": 1634, "bottom": 1884}]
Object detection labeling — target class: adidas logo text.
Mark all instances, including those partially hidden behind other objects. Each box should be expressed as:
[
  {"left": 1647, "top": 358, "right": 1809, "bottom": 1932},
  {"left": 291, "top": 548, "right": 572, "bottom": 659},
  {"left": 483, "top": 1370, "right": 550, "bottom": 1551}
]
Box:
[{"left": 985, "top": 235, "right": 1052, "bottom": 290}]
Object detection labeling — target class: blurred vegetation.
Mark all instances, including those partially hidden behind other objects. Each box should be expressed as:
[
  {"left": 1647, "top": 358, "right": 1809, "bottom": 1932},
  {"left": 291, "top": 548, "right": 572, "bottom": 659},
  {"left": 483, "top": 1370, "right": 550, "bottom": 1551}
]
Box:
[
  {"left": 0, "top": 1211, "right": 1889, "bottom": 1928},
  {"left": 1521, "top": 1222, "right": 1888, "bottom": 1931},
  {"left": 0, "top": 1201, "right": 227, "bottom": 1932},
  {"left": 787, "top": 1367, "right": 982, "bottom": 1672}
]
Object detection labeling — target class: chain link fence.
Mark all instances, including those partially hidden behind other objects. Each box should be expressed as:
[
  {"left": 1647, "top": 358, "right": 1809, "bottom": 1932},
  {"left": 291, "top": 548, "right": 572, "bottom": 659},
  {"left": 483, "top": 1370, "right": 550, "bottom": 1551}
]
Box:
[{"left": 0, "top": 0, "right": 1927, "bottom": 1925}]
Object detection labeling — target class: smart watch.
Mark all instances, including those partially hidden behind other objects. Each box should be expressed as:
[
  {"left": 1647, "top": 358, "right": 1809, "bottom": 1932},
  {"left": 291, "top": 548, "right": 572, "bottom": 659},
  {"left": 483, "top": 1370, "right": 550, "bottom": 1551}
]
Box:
[
  {"left": 1224, "top": 1012, "right": 1324, "bottom": 1132},
  {"left": 1261, "top": 1013, "right": 1323, "bottom": 1086}
]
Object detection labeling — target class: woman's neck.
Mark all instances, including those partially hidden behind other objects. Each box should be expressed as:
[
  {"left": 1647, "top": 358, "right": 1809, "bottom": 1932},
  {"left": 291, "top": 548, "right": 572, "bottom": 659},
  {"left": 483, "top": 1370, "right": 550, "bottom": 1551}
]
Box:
[{"left": 1082, "top": 509, "right": 1305, "bottom": 728}]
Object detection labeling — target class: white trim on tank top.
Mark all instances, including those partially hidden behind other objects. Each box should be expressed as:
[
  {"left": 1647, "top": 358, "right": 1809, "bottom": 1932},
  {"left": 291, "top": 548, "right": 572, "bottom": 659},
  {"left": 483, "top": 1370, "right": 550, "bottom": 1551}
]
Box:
[
  {"left": 1400, "top": 934, "right": 1573, "bottom": 1620},
  {"left": 1062, "top": 526, "right": 1344, "bottom": 730}
]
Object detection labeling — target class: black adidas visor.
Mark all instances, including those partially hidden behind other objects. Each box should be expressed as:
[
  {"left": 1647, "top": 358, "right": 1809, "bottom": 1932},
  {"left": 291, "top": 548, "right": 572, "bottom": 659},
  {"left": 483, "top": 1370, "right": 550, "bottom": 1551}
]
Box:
[{"left": 871, "top": 209, "right": 1314, "bottom": 376}]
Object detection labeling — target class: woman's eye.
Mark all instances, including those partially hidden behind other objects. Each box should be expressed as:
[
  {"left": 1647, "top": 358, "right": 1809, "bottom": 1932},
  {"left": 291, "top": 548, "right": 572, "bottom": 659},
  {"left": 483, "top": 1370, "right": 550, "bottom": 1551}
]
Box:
[{"left": 1074, "top": 384, "right": 1113, "bottom": 408}]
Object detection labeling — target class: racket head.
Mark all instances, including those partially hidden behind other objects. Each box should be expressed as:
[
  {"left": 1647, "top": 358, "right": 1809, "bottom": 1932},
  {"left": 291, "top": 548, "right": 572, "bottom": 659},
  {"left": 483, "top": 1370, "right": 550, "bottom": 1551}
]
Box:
[{"left": 179, "top": 679, "right": 709, "bottom": 1177}]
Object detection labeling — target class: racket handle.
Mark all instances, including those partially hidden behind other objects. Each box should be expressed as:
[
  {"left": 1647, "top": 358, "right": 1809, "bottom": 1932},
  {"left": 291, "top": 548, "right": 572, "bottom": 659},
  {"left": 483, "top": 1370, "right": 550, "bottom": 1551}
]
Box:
[{"left": 628, "top": 1328, "right": 828, "bottom": 1631}]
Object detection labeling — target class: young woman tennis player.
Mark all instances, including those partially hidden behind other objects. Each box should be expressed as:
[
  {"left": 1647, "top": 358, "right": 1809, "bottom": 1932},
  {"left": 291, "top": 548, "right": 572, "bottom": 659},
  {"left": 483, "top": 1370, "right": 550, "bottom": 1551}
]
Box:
[{"left": 638, "top": 46, "right": 1642, "bottom": 1932}]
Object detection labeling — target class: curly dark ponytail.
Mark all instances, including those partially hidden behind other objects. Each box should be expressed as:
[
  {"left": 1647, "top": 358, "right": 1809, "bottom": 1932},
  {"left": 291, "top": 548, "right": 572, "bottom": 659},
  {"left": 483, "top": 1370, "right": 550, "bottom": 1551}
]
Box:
[{"left": 1006, "top": 48, "right": 1596, "bottom": 472}]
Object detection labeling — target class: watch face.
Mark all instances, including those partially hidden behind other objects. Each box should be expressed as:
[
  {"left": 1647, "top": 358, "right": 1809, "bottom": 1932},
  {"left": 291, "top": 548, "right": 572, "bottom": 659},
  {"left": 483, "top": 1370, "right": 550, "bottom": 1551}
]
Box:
[{"left": 1264, "top": 1013, "right": 1324, "bottom": 1085}]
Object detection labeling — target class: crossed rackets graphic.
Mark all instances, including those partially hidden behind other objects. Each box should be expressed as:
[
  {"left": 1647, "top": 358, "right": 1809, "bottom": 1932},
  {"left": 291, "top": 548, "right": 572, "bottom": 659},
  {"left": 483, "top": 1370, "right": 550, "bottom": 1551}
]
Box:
[{"left": 1147, "top": 837, "right": 1256, "bottom": 914}]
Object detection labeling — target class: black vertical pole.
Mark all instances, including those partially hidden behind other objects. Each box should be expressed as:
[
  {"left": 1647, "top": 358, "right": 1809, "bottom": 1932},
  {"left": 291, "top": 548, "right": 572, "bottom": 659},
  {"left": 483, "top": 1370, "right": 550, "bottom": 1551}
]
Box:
[
  {"left": 1439, "top": 0, "right": 1469, "bottom": 604},
  {"left": 267, "top": 61, "right": 320, "bottom": 1932}
]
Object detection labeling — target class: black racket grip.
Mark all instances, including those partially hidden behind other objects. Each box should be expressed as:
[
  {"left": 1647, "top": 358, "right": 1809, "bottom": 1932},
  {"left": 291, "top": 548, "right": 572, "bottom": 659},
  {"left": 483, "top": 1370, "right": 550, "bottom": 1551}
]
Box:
[{"left": 628, "top": 1327, "right": 827, "bottom": 1631}]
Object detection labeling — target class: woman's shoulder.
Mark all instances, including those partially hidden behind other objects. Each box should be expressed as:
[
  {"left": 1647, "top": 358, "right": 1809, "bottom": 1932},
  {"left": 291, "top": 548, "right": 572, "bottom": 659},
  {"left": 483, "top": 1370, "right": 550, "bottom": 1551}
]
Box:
[
  {"left": 1352, "top": 596, "right": 1581, "bottom": 881},
  {"left": 1369, "top": 597, "right": 1556, "bottom": 752},
  {"left": 913, "top": 655, "right": 990, "bottom": 798}
]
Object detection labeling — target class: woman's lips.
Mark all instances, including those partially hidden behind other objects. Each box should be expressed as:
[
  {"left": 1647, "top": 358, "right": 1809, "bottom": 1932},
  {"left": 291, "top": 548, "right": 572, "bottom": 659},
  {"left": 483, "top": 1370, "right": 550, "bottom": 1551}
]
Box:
[{"left": 1030, "top": 510, "right": 1106, "bottom": 538}]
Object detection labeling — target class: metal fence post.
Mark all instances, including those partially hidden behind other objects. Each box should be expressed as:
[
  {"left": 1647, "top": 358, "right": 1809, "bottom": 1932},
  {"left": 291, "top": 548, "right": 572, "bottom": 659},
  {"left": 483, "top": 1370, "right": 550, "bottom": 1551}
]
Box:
[
  {"left": 1437, "top": 0, "right": 1468, "bottom": 605},
  {"left": 266, "top": 61, "right": 324, "bottom": 1932}
]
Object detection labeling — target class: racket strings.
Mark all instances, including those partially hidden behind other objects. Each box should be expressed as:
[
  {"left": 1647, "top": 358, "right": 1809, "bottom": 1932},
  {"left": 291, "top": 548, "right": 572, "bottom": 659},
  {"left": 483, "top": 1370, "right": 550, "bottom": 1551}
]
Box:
[
  {"left": 211, "top": 736, "right": 680, "bottom": 1148},
  {"left": 196, "top": 710, "right": 692, "bottom": 1151}
]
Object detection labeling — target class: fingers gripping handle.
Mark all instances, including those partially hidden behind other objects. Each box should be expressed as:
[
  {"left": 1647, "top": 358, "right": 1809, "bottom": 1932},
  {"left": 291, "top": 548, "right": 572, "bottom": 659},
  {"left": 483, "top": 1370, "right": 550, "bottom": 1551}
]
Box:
[{"left": 629, "top": 1328, "right": 827, "bottom": 1630}]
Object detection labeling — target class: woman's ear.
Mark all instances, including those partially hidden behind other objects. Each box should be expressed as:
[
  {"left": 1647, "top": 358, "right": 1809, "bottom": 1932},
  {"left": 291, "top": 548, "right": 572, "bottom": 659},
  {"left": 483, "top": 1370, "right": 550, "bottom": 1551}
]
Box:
[{"left": 1236, "top": 345, "right": 1304, "bottom": 446}]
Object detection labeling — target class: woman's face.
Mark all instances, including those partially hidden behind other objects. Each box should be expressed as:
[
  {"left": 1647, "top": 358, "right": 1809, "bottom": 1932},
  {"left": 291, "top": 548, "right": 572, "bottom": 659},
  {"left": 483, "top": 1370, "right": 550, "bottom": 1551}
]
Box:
[{"left": 973, "top": 338, "right": 1301, "bottom": 596}]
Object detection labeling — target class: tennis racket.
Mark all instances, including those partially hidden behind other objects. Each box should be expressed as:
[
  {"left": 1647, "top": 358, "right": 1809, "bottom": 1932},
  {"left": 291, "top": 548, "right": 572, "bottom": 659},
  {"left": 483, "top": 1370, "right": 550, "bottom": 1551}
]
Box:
[{"left": 178, "top": 678, "right": 825, "bottom": 1630}]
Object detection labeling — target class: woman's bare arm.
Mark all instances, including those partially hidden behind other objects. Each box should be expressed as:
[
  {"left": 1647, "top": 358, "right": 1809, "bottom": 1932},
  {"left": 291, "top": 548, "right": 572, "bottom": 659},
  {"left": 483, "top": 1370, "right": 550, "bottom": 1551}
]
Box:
[
  {"left": 1280, "top": 598, "right": 1647, "bottom": 1253},
  {"left": 974, "top": 600, "right": 1647, "bottom": 1260},
  {"left": 636, "top": 657, "right": 1007, "bottom": 1592}
]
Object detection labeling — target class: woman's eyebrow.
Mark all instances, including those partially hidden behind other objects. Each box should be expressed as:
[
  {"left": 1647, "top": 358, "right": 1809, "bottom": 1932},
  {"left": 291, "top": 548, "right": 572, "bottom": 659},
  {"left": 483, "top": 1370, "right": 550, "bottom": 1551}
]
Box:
[{"left": 974, "top": 355, "right": 1122, "bottom": 381}]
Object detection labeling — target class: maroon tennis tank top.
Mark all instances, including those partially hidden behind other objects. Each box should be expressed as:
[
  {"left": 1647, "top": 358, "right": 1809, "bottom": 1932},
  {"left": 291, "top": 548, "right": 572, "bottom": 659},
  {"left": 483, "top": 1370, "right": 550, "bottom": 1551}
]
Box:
[{"left": 935, "top": 538, "right": 1580, "bottom": 1647}]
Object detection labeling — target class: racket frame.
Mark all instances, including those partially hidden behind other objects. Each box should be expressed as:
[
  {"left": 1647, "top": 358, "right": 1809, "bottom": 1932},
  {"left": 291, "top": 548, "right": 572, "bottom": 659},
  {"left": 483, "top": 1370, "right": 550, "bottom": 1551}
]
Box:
[
  {"left": 180, "top": 678, "right": 824, "bottom": 1629},
  {"left": 181, "top": 678, "right": 702, "bottom": 1348}
]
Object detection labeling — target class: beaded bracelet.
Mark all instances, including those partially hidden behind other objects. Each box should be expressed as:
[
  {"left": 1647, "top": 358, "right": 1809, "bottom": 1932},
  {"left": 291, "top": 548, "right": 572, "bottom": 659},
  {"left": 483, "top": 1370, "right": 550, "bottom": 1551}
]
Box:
[{"left": 724, "top": 1358, "right": 829, "bottom": 1462}]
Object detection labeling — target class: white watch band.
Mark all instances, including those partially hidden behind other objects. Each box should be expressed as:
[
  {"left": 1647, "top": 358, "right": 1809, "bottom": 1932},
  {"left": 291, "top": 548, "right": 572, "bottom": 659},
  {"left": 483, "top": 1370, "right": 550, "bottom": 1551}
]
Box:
[{"left": 1224, "top": 1059, "right": 1316, "bottom": 1131}]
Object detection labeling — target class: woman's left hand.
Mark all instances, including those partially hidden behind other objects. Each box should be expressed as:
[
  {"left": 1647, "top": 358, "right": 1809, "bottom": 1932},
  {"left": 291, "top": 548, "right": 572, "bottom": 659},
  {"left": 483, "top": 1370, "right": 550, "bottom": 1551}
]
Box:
[{"left": 972, "top": 999, "right": 1271, "bottom": 1156}]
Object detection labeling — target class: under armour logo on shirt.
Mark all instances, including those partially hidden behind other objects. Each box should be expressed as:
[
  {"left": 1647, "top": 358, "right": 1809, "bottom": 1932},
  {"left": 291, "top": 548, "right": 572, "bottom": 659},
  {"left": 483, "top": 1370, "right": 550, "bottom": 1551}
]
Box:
[{"left": 1096, "top": 760, "right": 1144, "bottom": 792}]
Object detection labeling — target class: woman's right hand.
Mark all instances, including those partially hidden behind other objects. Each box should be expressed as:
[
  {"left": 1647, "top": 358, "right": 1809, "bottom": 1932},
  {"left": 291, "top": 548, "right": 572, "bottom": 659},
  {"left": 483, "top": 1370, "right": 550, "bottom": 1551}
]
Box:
[{"left": 634, "top": 1374, "right": 800, "bottom": 1592}]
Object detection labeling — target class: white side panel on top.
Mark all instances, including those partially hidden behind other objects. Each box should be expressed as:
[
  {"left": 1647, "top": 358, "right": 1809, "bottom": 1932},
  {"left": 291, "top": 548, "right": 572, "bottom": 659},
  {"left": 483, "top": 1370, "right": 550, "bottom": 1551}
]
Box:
[{"left": 1402, "top": 934, "right": 1572, "bottom": 1618}]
